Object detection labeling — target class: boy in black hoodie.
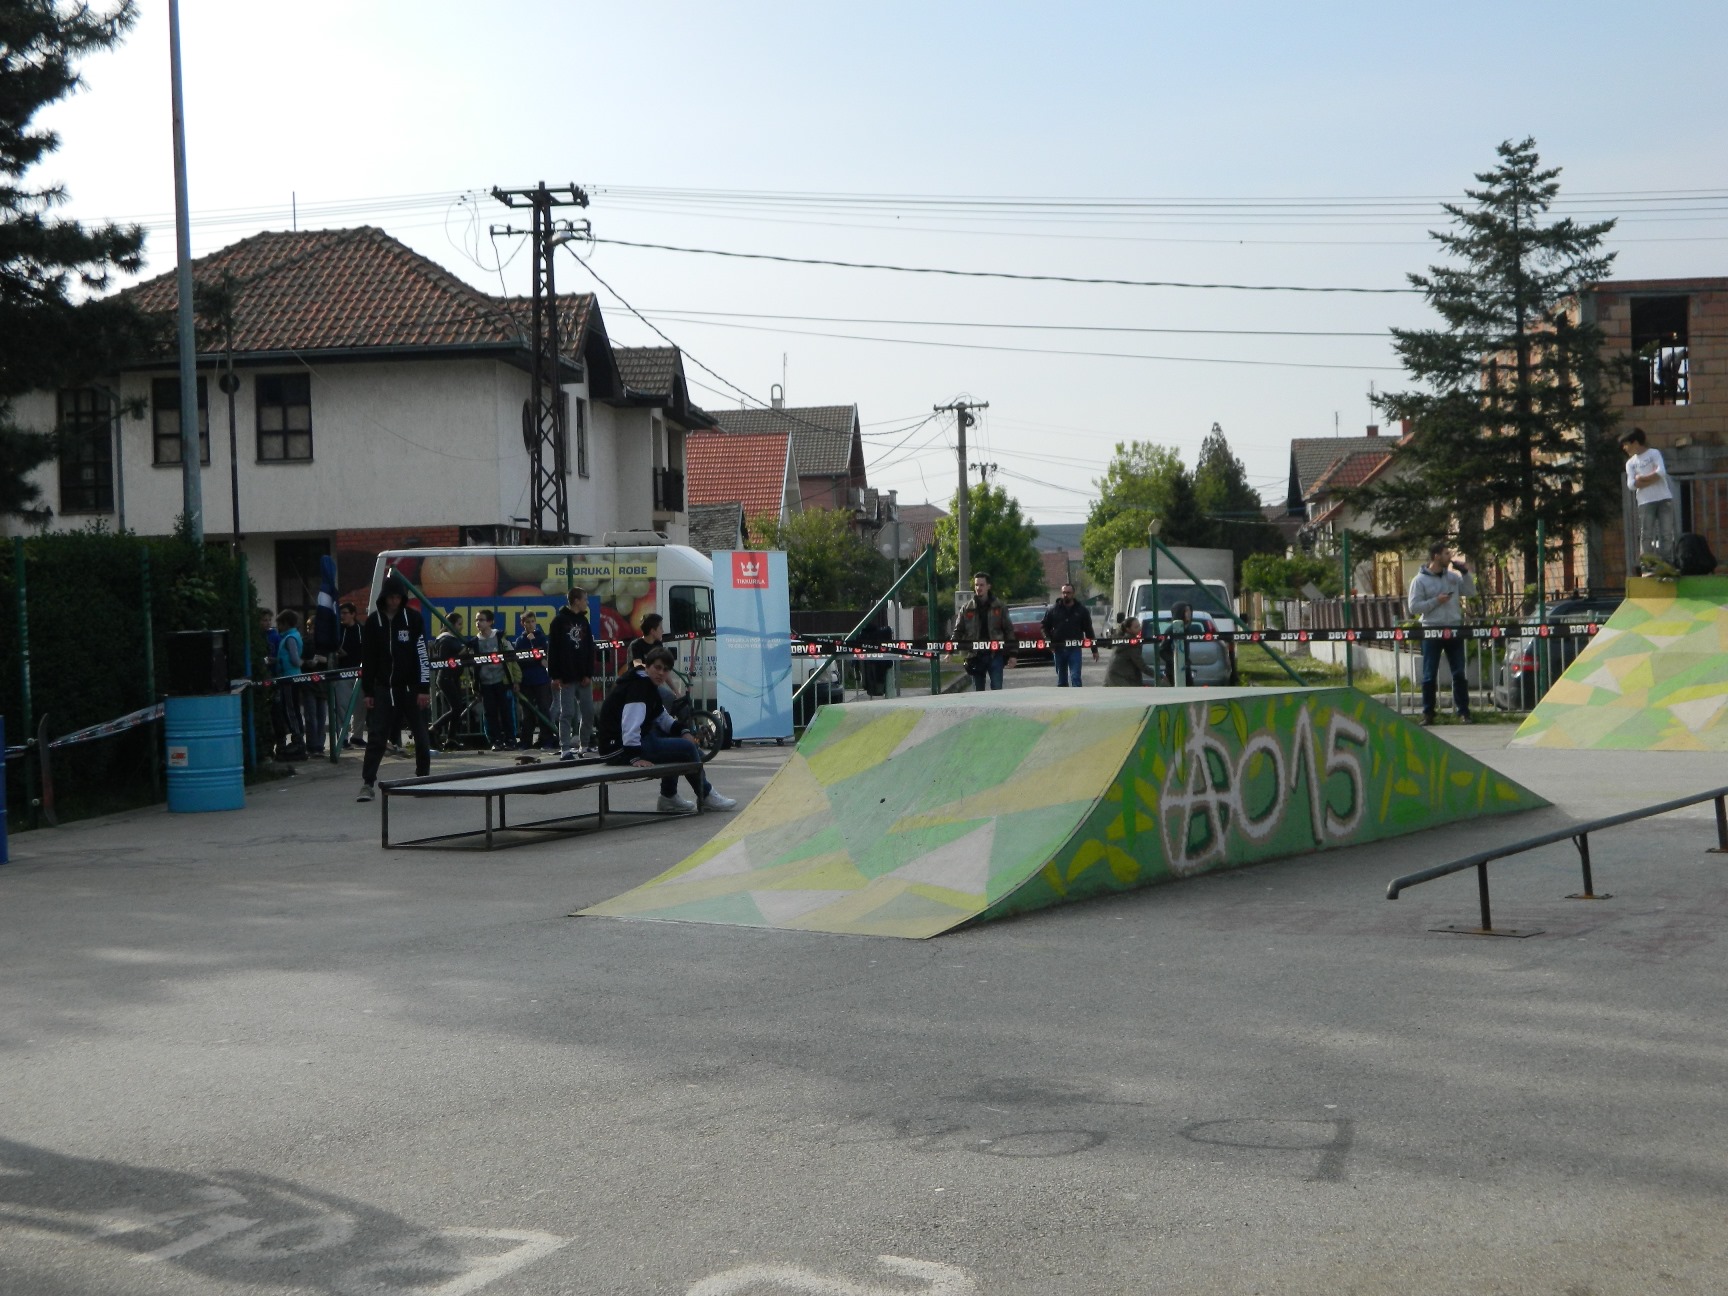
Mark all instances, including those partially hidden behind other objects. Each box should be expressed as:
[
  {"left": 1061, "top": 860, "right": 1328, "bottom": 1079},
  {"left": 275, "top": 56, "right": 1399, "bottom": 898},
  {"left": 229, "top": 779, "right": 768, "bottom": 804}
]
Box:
[
  {"left": 598, "top": 648, "right": 735, "bottom": 814},
  {"left": 356, "top": 572, "right": 432, "bottom": 801}
]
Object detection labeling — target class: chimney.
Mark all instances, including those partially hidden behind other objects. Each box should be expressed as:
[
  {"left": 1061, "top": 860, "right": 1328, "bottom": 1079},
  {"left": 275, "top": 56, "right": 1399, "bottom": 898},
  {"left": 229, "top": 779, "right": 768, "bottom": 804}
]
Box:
[
  {"left": 1400, "top": 418, "right": 1413, "bottom": 438},
  {"left": 1366, "top": 424, "right": 1379, "bottom": 437},
  {"left": 770, "top": 382, "right": 784, "bottom": 411}
]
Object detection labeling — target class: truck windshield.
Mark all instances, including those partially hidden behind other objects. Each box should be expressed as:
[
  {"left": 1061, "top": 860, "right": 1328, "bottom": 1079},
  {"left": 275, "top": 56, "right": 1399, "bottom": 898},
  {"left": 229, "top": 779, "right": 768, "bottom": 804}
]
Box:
[{"left": 1131, "top": 581, "right": 1229, "bottom": 617}]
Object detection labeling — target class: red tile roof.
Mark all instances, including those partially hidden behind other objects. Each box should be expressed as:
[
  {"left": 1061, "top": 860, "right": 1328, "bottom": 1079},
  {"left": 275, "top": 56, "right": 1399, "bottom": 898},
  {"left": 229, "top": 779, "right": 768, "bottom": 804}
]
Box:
[
  {"left": 686, "top": 431, "right": 791, "bottom": 524},
  {"left": 122, "top": 227, "right": 593, "bottom": 360},
  {"left": 1304, "top": 449, "right": 1393, "bottom": 499}
]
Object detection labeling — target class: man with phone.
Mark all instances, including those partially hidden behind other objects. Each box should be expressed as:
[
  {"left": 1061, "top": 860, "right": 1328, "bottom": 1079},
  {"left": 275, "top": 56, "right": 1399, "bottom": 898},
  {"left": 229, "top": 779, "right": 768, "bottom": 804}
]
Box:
[{"left": 1407, "top": 542, "right": 1475, "bottom": 726}]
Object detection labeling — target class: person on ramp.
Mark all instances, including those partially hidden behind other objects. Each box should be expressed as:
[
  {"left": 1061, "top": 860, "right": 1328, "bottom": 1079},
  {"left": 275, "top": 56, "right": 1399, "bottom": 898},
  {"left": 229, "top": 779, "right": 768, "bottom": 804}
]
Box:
[
  {"left": 598, "top": 647, "right": 735, "bottom": 814},
  {"left": 356, "top": 572, "right": 431, "bottom": 801},
  {"left": 1620, "top": 427, "right": 1679, "bottom": 575}
]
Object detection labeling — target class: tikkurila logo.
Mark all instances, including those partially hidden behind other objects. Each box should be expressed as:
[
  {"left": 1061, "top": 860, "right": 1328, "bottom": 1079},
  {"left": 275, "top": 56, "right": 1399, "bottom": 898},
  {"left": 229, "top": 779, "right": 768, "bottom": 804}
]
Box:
[{"left": 732, "top": 553, "right": 769, "bottom": 588}]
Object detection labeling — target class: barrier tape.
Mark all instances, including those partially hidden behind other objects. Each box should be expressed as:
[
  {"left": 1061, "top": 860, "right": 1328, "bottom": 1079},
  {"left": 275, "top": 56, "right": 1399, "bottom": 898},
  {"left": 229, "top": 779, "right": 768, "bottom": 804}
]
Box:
[
  {"left": 45, "top": 701, "right": 167, "bottom": 750},
  {"left": 792, "top": 621, "right": 1605, "bottom": 657}
]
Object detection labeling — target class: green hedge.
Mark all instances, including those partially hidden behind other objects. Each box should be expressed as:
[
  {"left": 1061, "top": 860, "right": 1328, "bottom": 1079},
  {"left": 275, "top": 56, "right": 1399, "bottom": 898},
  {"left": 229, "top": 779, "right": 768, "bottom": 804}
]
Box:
[{"left": 2, "top": 524, "right": 262, "bottom": 827}]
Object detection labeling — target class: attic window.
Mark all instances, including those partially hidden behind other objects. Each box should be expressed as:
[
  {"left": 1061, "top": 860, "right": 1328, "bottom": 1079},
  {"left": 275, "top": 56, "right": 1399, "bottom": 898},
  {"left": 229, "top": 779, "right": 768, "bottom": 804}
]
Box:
[{"left": 1631, "top": 296, "right": 1689, "bottom": 407}]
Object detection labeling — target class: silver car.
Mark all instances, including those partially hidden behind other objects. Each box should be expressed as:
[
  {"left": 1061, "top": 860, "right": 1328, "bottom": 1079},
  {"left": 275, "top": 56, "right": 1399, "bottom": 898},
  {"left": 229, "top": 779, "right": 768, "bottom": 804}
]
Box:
[{"left": 1146, "top": 610, "right": 1237, "bottom": 686}]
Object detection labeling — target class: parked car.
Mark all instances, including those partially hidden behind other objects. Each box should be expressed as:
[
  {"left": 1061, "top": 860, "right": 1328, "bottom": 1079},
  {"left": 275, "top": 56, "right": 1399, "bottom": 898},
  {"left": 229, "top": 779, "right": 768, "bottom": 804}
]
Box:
[
  {"left": 1008, "top": 602, "right": 1052, "bottom": 664},
  {"left": 1148, "top": 610, "right": 1237, "bottom": 687},
  {"left": 1489, "top": 595, "right": 1623, "bottom": 711}
]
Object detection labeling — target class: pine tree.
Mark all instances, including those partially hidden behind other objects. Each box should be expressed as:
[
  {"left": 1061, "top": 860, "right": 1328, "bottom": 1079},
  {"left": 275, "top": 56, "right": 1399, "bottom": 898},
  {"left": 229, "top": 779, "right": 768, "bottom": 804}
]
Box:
[
  {"left": 1193, "top": 422, "right": 1283, "bottom": 573},
  {"left": 0, "top": 1, "right": 150, "bottom": 522},
  {"left": 1352, "top": 138, "right": 1623, "bottom": 585}
]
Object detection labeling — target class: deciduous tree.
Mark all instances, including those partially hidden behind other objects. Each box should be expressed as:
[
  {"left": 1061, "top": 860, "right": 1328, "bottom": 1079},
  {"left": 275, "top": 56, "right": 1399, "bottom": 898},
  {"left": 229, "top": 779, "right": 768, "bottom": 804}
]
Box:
[
  {"left": 1081, "top": 440, "right": 1212, "bottom": 589},
  {"left": 934, "top": 482, "right": 1043, "bottom": 601},
  {"left": 750, "top": 508, "right": 892, "bottom": 611}
]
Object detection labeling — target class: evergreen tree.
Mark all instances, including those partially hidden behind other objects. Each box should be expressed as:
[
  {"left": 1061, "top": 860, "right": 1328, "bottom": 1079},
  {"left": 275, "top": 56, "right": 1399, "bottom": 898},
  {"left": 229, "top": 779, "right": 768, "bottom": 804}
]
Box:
[
  {"left": 934, "top": 481, "right": 1043, "bottom": 601},
  {"left": 0, "top": 1, "right": 150, "bottom": 522},
  {"left": 1193, "top": 422, "right": 1283, "bottom": 573},
  {"left": 1081, "top": 440, "right": 1211, "bottom": 588},
  {"left": 1351, "top": 139, "right": 1623, "bottom": 584}
]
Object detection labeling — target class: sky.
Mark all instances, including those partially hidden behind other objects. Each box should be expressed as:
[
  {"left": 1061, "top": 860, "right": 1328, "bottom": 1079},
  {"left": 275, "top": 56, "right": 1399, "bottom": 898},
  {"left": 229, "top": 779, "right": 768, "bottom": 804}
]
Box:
[{"left": 34, "top": 0, "right": 1728, "bottom": 528}]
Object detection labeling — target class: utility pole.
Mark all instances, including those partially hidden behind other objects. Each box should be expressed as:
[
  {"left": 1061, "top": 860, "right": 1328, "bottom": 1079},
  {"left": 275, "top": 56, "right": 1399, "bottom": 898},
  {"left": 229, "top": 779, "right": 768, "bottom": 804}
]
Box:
[
  {"left": 491, "top": 183, "right": 590, "bottom": 543},
  {"left": 934, "top": 399, "right": 988, "bottom": 595},
  {"left": 168, "top": 0, "right": 202, "bottom": 543}
]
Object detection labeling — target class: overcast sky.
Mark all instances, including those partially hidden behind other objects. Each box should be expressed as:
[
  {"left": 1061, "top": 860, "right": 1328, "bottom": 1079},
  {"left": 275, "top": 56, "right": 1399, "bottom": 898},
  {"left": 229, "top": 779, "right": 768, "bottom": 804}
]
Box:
[{"left": 37, "top": 0, "right": 1728, "bottom": 525}]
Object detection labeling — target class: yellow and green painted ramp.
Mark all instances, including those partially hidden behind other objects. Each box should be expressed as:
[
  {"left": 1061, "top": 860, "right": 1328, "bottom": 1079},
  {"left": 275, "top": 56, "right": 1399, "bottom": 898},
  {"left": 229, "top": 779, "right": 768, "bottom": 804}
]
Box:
[
  {"left": 582, "top": 687, "right": 1544, "bottom": 939},
  {"left": 1514, "top": 575, "right": 1728, "bottom": 751}
]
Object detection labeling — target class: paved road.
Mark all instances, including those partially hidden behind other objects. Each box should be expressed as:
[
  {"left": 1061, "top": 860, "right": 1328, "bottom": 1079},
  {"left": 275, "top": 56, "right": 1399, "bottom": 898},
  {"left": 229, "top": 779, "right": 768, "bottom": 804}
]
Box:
[{"left": 3, "top": 713, "right": 1727, "bottom": 1294}]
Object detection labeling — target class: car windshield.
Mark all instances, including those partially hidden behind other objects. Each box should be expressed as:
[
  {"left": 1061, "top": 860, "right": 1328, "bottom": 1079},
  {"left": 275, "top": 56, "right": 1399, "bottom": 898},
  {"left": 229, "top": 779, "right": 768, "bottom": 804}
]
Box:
[{"left": 1131, "top": 582, "right": 1230, "bottom": 617}]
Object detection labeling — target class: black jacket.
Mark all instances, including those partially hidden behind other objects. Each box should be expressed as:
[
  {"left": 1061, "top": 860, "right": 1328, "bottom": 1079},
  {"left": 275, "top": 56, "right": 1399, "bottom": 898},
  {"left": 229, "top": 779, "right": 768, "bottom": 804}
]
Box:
[
  {"left": 333, "top": 621, "right": 363, "bottom": 669},
  {"left": 360, "top": 574, "right": 431, "bottom": 693},
  {"left": 548, "top": 604, "right": 597, "bottom": 683},
  {"left": 1042, "top": 598, "right": 1095, "bottom": 646},
  {"left": 597, "top": 667, "right": 682, "bottom": 759}
]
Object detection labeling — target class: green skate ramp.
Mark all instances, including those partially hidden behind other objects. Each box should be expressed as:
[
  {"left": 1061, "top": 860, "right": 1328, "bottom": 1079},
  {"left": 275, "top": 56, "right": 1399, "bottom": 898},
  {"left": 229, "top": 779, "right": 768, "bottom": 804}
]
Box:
[
  {"left": 581, "top": 687, "right": 1546, "bottom": 939},
  {"left": 1514, "top": 575, "right": 1728, "bottom": 751}
]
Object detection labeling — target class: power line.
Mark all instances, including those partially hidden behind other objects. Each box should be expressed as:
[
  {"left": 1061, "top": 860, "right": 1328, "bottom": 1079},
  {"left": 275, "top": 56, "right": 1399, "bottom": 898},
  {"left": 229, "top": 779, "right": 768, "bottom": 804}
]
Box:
[
  {"left": 649, "top": 313, "right": 1403, "bottom": 373},
  {"left": 638, "top": 307, "right": 1388, "bottom": 338},
  {"left": 589, "top": 236, "right": 1420, "bottom": 295}
]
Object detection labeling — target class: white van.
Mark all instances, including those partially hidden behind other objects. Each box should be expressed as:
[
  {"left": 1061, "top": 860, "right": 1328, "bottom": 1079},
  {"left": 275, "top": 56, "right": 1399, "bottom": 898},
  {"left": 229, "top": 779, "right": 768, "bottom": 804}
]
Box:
[{"left": 367, "top": 544, "right": 717, "bottom": 703}]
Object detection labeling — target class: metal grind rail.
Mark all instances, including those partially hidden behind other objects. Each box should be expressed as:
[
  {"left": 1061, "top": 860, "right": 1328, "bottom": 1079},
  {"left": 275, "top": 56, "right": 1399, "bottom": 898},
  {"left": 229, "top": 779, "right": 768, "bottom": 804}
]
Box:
[{"left": 1386, "top": 784, "right": 1728, "bottom": 937}]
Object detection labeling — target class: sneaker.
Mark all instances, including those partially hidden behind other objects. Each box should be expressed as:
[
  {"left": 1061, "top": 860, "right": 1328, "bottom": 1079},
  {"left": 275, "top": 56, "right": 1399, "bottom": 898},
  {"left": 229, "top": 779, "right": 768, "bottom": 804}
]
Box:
[
  {"left": 701, "top": 791, "right": 737, "bottom": 811},
  {"left": 356, "top": 784, "right": 375, "bottom": 802},
  {"left": 388, "top": 744, "right": 407, "bottom": 758},
  {"left": 559, "top": 750, "right": 579, "bottom": 763},
  {"left": 1458, "top": 712, "right": 1477, "bottom": 725},
  {"left": 656, "top": 794, "right": 696, "bottom": 813},
  {"left": 1420, "top": 714, "right": 1435, "bottom": 727}
]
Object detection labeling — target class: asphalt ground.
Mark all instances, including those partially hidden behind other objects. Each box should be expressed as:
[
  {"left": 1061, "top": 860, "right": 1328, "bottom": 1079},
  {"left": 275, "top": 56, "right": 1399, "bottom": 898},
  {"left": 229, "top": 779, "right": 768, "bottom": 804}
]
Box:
[{"left": 3, "top": 701, "right": 1727, "bottom": 1295}]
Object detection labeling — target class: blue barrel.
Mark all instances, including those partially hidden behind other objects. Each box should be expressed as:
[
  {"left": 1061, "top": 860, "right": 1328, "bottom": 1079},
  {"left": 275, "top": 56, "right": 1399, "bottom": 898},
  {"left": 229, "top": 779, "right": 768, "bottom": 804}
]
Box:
[{"left": 165, "top": 695, "right": 245, "bottom": 813}]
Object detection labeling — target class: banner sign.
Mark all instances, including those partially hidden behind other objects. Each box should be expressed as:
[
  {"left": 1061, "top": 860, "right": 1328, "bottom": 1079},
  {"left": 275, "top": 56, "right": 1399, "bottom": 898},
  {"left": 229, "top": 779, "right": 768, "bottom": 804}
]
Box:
[{"left": 714, "top": 550, "right": 792, "bottom": 740}]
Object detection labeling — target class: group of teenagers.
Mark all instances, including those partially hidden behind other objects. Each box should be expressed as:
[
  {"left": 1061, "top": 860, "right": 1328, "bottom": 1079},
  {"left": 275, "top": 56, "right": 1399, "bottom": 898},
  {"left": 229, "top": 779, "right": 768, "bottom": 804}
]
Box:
[{"left": 349, "top": 574, "right": 733, "bottom": 813}]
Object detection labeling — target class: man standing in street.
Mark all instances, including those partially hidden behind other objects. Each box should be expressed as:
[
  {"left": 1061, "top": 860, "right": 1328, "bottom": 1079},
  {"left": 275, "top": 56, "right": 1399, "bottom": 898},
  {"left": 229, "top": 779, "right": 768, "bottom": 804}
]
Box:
[
  {"left": 1620, "top": 427, "right": 1679, "bottom": 574},
  {"left": 954, "top": 572, "right": 1015, "bottom": 691},
  {"left": 1407, "top": 542, "right": 1476, "bottom": 726},
  {"left": 549, "top": 586, "right": 597, "bottom": 761},
  {"left": 1041, "top": 582, "right": 1098, "bottom": 687},
  {"left": 356, "top": 572, "right": 431, "bottom": 801}
]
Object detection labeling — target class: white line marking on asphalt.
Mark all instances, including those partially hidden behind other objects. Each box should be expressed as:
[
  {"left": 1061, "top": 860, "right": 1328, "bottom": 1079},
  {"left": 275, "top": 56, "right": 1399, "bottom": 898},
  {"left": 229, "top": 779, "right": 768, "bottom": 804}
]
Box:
[{"left": 687, "top": 1253, "right": 978, "bottom": 1295}]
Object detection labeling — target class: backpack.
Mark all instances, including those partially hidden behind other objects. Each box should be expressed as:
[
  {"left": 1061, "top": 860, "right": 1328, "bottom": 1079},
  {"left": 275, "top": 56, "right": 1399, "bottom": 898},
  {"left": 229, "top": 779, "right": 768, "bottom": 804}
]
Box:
[{"left": 1675, "top": 532, "right": 1718, "bottom": 576}]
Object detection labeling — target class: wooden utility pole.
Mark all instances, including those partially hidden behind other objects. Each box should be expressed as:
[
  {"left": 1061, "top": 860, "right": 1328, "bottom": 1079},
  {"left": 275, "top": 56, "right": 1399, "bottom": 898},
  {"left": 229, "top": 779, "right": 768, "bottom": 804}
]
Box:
[{"left": 933, "top": 399, "right": 988, "bottom": 594}]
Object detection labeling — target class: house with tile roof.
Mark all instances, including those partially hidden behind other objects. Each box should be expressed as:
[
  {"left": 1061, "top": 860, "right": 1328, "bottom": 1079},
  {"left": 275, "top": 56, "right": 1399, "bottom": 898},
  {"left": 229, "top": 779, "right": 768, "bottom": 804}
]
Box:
[
  {"left": 684, "top": 430, "right": 799, "bottom": 540},
  {"left": 709, "top": 402, "right": 872, "bottom": 519},
  {"left": 1285, "top": 429, "right": 1393, "bottom": 517},
  {"left": 5, "top": 227, "right": 701, "bottom": 614}
]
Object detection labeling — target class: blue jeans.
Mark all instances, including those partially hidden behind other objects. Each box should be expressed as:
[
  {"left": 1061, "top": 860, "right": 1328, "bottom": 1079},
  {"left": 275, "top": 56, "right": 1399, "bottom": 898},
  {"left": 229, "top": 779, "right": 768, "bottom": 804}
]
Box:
[
  {"left": 641, "top": 728, "right": 711, "bottom": 799},
  {"left": 966, "top": 653, "right": 1005, "bottom": 691},
  {"left": 1054, "top": 646, "right": 1084, "bottom": 686},
  {"left": 1420, "top": 637, "right": 1470, "bottom": 717}
]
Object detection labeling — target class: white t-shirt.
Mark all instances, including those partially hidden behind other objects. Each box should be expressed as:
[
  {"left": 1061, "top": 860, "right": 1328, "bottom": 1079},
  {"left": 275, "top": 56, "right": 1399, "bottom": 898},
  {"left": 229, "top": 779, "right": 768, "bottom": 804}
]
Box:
[{"left": 1625, "top": 448, "right": 1672, "bottom": 505}]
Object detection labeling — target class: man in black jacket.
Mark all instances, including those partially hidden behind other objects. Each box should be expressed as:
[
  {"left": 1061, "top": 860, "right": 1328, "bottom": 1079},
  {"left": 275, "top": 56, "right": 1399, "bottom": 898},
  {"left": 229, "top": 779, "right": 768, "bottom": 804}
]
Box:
[
  {"left": 549, "top": 586, "right": 598, "bottom": 762},
  {"left": 331, "top": 601, "right": 366, "bottom": 750},
  {"left": 356, "top": 572, "right": 431, "bottom": 801},
  {"left": 598, "top": 648, "right": 735, "bottom": 814},
  {"left": 1041, "top": 583, "right": 1099, "bottom": 687}
]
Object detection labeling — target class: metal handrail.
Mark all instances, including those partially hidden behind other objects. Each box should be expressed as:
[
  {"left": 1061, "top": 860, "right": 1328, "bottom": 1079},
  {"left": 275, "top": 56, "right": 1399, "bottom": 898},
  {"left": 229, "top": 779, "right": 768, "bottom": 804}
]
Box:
[{"left": 1386, "top": 784, "right": 1728, "bottom": 935}]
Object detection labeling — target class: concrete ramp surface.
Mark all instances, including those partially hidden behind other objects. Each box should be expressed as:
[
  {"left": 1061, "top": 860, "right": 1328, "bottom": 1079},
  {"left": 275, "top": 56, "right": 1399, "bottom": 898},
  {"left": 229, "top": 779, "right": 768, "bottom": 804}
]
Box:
[
  {"left": 1514, "top": 575, "right": 1728, "bottom": 751},
  {"left": 582, "top": 687, "right": 1545, "bottom": 938}
]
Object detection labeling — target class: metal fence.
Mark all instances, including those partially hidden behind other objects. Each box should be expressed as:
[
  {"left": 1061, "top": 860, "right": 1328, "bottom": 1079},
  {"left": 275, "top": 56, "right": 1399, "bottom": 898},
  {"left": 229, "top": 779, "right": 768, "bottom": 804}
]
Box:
[{"left": 1625, "top": 470, "right": 1728, "bottom": 573}]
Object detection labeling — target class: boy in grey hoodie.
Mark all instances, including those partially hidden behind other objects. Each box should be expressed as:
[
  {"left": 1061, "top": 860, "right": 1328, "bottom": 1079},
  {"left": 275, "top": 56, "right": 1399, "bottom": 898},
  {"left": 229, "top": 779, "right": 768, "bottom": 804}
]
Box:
[{"left": 1406, "top": 542, "right": 1475, "bottom": 725}]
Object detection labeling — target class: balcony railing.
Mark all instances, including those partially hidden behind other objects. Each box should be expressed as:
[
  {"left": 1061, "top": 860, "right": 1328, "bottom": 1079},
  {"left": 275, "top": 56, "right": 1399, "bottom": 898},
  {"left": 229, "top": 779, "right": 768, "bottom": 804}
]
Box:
[{"left": 654, "top": 468, "right": 685, "bottom": 514}]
